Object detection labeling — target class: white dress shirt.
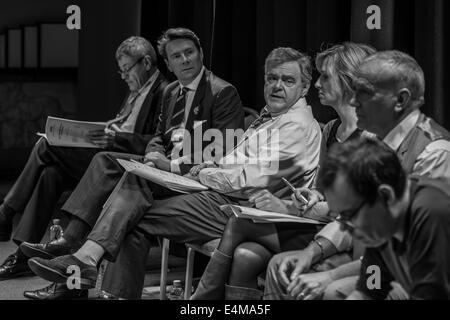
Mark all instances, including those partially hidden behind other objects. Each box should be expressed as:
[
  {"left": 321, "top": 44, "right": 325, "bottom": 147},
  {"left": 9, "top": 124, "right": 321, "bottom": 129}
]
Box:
[
  {"left": 120, "top": 70, "right": 160, "bottom": 133},
  {"left": 198, "top": 97, "right": 322, "bottom": 199}
]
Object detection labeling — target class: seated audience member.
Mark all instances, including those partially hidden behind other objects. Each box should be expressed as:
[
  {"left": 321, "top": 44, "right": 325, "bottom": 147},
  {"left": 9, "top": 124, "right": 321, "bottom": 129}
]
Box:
[
  {"left": 307, "top": 139, "right": 449, "bottom": 299},
  {"left": 21, "top": 27, "right": 244, "bottom": 299},
  {"left": 0, "top": 36, "right": 168, "bottom": 282},
  {"left": 265, "top": 50, "right": 450, "bottom": 300},
  {"left": 190, "top": 42, "right": 376, "bottom": 300},
  {"left": 27, "top": 47, "right": 322, "bottom": 300}
]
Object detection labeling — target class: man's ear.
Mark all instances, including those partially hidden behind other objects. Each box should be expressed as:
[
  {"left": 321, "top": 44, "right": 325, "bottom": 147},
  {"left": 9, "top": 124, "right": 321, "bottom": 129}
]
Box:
[
  {"left": 143, "top": 55, "right": 152, "bottom": 71},
  {"left": 394, "top": 88, "right": 411, "bottom": 113},
  {"left": 377, "top": 184, "right": 396, "bottom": 207},
  {"left": 199, "top": 48, "right": 204, "bottom": 62},
  {"left": 302, "top": 83, "right": 310, "bottom": 98},
  {"left": 165, "top": 59, "right": 172, "bottom": 73}
]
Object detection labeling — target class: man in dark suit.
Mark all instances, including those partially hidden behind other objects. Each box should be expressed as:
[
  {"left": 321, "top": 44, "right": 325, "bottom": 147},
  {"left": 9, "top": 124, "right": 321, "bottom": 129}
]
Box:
[
  {"left": 0, "top": 36, "right": 168, "bottom": 281},
  {"left": 22, "top": 27, "right": 244, "bottom": 299}
]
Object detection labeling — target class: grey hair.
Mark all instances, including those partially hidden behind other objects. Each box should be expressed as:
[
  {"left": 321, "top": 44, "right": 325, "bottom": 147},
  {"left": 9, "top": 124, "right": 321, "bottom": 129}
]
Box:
[
  {"left": 364, "top": 50, "right": 425, "bottom": 107},
  {"left": 265, "top": 47, "right": 313, "bottom": 89},
  {"left": 115, "top": 36, "right": 157, "bottom": 65}
]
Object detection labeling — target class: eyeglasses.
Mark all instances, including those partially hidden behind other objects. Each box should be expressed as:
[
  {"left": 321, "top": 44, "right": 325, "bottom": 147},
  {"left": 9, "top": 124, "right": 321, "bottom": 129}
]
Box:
[
  {"left": 327, "top": 200, "right": 366, "bottom": 232},
  {"left": 117, "top": 56, "right": 145, "bottom": 77}
]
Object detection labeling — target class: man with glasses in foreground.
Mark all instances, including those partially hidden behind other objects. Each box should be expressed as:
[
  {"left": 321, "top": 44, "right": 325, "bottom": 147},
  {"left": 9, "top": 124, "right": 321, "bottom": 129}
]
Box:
[
  {"left": 323, "top": 138, "right": 449, "bottom": 299},
  {"left": 267, "top": 138, "right": 450, "bottom": 299},
  {"left": 0, "top": 36, "right": 167, "bottom": 289}
]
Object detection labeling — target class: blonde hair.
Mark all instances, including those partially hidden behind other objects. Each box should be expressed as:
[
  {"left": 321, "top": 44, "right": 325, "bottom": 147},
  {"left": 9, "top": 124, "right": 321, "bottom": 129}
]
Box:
[{"left": 316, "top": 42, "right": 376, "bottom": 103}]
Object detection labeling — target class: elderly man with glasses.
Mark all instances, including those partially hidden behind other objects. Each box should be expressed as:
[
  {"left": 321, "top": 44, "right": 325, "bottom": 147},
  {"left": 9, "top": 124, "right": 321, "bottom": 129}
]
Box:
[{"left": 0, "top": 36, "right": 168, "bottom": 294}]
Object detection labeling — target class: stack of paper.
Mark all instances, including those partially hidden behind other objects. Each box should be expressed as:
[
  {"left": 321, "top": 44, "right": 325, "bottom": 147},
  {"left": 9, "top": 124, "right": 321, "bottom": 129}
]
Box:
[
  {"left": 40, "top": 116, "right": 106, "bottom": 148},
  {"left": 117, "top": 159, "right": 208, "bottom": 194},
  {"left": 220, "top": 205, "right": 324, "bottom": 225}
]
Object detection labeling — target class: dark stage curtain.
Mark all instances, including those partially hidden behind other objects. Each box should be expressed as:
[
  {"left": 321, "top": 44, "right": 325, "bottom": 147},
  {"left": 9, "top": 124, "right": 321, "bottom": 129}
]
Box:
[{"left": 141, "top": 0, "right": 449, "bottom": 129}]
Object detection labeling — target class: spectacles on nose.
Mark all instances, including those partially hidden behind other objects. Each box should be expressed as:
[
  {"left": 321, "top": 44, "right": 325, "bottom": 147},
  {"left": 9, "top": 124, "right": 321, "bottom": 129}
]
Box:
[
  {"left": 117, "top": 56, "right": 145, "bottom": 77},
  {"left": 264, "top": 74, "right": 297, "bottom": 88},
  {"left": 327, "top": 200, "right": 366, "bottom": 232}
]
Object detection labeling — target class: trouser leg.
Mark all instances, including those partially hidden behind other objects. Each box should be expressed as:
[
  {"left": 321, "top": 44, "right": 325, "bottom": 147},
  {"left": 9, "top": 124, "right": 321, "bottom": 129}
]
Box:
[
  {"left": 12, "top": 166, "right": 66, "bottom": 244},
  {"left": 101, "top": 229, "right": 153, "bottom": 299},
  {"left": 101, "top": 191, "right": 236, "bottom": 299},
  {"left": 61, "top": 151, "right": 143, "bottom": 228}
]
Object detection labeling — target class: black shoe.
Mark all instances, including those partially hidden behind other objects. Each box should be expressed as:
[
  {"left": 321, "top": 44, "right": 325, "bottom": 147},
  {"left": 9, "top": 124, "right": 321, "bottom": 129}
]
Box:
[
  {"left": 0, "top": 253, "right": 33, "bottom": 280},
  {"left": 20, "top": 238, "right": 74, "bottom": 260},
  {"left": 23, "top": 282, "right": 89, "bottom": 300},
  {"left": 28, "top": 255, "right": 97, "bottom": 289},
  {"left": 0, "top": 206, "right": 13, "bottom": 242}
]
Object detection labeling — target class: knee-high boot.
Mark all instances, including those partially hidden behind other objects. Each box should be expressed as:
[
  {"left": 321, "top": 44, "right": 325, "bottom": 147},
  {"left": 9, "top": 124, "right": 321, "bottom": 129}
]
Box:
[
  {"left": 224, "top": 284, "right": 263, "bottom": 300},
  {"left": 190, "top": 249, "right": 232, "bottom": 300}
]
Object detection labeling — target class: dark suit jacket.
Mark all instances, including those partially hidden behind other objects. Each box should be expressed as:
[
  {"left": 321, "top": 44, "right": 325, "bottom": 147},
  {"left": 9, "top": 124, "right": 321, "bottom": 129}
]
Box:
[
  {"left": 146, "top": 69, "right": 244, "bottom": 175},
  {"left": 112, "top": 72, "right": 168, "bottom": 155}
]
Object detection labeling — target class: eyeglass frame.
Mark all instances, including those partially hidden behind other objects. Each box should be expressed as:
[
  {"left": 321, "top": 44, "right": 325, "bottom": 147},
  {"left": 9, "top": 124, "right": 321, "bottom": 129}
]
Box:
[
  {"left": 117, "top": 56, "right": 145, "bottom": 77},
  {"left": 327, "top": 199, "right": 366, "bottom": 232}
]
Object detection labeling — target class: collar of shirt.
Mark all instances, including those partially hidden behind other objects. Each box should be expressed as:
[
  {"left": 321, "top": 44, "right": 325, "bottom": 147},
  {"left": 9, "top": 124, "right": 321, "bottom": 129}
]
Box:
[
  {"left": 127, "top": 69, "right": 160, "bottom": 105},
  {"left": 179, "top": 66, "right": 205, "bottom": 93},
  {"left": 383, "top": 109, "right": 420, "bottom": 151},
  {"left": 264, "top": 97, "right": 309, "bottom": 119},
  {"left": 136, "top": 70, "right": 160, "bottom": 98}
]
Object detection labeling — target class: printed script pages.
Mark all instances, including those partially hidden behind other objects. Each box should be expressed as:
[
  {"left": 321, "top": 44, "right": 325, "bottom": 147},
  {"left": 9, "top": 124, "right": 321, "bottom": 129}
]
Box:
[{"left": 117, "top": 159, "right": 209, "bottom": 194}]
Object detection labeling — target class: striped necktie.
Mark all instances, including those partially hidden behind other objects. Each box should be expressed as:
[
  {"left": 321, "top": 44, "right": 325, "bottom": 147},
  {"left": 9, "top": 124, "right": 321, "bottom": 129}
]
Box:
[{"left": 165, "top": 86, "right": 189, "bottom": 136}]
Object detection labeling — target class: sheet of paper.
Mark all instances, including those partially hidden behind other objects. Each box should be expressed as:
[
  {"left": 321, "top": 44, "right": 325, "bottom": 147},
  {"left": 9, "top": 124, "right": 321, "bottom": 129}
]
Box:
[
  {"left": 44, "top": 116, "right": 106, "bottom": 148},
  {"left": 220, "top": 205, "right": 323, "bottom": 225},
  {"left": 117, "top": 159, "right": 209, "bottom": 193}
]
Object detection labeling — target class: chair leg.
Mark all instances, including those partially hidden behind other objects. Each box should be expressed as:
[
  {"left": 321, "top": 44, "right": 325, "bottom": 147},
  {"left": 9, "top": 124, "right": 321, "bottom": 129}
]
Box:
[
  {"left": 184, "top": 247, "right": 196, "bottom": 299},
  {"left": 160, "top": 238, "right": 170, "bottom": 300}
]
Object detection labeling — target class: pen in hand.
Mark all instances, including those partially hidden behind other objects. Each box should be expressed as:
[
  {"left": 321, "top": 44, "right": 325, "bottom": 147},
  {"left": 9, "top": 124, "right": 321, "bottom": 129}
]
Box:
[{"left": 281, "top": 177, "right": 308, "bottom": 205}]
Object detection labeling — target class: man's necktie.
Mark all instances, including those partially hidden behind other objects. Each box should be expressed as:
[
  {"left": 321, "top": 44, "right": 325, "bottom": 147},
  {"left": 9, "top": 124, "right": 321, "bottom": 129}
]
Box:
[
  {"left": 106, "top": 91, "right": 140, "bottom": 128},
  {"left": 165, "top": 87, "right": 189, "bottom": 136},
  {"left": 248, "top": 108, "right": 272, "bottom": 130}
]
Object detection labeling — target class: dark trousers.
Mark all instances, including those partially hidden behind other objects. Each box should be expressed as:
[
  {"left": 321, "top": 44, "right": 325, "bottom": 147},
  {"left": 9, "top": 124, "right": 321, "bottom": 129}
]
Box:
[
  {"left": 4, "top": 138, "right": 99, "bottom": 244},
  {"left": 99, "top": 190, "right": 237, "bottom": 299},
  {"left": 61, "top": 151, "right": 144, "bottom": 228}
]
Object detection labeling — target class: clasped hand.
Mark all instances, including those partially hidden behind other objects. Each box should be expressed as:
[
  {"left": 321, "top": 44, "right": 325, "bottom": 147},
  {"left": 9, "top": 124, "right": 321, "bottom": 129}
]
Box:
[
  {"left": 144, "top": 152, "right": 171, "bottom": 171},
  {"left": 275, "top": 250, "right": 332, "bottom": 300}
]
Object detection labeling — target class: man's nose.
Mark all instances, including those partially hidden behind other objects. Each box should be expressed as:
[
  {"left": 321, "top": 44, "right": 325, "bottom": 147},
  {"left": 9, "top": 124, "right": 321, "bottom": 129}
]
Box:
[
  {"left": 273, "top": 79, "right": 283, "bottom": 89},
  {"left": 181, "top": 53, "right": 190, "bottom": 64}
]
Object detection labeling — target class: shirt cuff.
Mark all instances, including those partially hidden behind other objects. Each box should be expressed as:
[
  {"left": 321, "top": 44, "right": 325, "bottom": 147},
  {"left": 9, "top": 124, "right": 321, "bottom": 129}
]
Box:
[
  {"left": 315, "top": 221, "right": 353, "bottom": 252},
  {"left": 170, "top": 159, "right": 181, "bottom": 174}
]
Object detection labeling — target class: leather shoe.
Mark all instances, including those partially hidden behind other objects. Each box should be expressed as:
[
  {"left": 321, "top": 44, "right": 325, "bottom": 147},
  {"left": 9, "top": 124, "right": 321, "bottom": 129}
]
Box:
[
  {"left": 0, "top": 253, "right": 33, "bottom": 280},
  {"left": 20, "top": 237, "right": 73, "bottom": 260},
  {"left": 28, "top": 254, "right": 98, "bottom": 289},
  {"left": 24, "top": 282, "right": 88, "bottom": 300}
]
